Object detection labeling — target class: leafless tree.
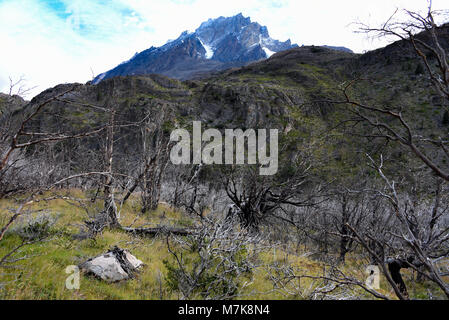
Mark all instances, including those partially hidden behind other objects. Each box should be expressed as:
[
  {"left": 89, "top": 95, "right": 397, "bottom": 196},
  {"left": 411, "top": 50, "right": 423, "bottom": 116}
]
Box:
[
  {"left": 7, "top": 75, "right": 37, "bottom": 98},
  {"left": 164, "top": 214, "right": 268, "bottom": 300},
  {"left": 354, "top": 155, "right": 449, "bottom": 299},
  {"left": 343, "top": 2, "right": 449, "bottom": 181},
  {"left": 139, "top": 111, "right": 172, "bottom": 213},
  {"left": 223, "top": 156, "right": 316, "bottom": 233},
  {"left": 316, "top": 2, "right": 449, "bottom": 299}
]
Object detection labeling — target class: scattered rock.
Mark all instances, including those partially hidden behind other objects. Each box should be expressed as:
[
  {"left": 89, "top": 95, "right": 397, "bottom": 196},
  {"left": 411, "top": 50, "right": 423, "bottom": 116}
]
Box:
[{"left": 79, "top": 246, "right": 143, "bottom": 282}]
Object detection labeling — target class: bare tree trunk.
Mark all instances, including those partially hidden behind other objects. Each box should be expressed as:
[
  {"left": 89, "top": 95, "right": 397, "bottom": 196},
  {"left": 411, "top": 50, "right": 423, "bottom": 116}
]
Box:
[
  {"left": 387, "top": 259, "right": 410, "bottom": 299},
  {"left": 140, "top": 123, "right": 169, "bottom": 214},
  {"left": 103, "top": 108, "right": 119, "bottom": 227},
  {"left": 338, "top": 195, "right": 349, "bottom": 263}
]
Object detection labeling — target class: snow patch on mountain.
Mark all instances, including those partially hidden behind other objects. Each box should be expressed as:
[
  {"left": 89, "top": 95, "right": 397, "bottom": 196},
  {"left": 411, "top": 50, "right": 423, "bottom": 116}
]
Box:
[
  {"left": 262, "top": 47, "right": 276, "bottom": 58},
  {"left": 199, "top": 38, "right": 214, "bottom": 59}
]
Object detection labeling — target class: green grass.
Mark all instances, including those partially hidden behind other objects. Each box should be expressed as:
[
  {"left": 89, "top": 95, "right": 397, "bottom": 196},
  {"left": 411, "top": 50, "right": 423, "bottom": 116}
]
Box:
[{"left": 0, "top": 190, "right": 443, "bottom": 300}]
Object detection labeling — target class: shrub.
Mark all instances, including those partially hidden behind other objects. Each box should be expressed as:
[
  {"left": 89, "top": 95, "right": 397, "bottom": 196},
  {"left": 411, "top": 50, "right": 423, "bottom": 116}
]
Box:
[
  {"left": 163, "top": 217, "right": 259, "bottom": 299},
  {"left": 415, "top": 63, "right": 424, "bottom": 75},
  {"left": 9, "top": 211, "right": 59, "bottom": 241}
]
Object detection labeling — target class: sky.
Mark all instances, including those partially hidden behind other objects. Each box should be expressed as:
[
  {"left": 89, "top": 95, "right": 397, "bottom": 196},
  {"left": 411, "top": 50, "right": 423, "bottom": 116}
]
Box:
[{"left": 0, "top": 0, "right": 447, "bottom": 98}]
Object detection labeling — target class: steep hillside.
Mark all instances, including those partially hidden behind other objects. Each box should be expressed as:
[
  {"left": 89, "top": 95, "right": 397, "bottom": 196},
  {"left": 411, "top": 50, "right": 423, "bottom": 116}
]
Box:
[{"left": 12, "top": 23, "right": 449, "bottom": 185}]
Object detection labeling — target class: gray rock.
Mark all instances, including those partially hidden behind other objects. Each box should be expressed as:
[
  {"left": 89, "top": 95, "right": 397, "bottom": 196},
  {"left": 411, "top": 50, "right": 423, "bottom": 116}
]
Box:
[{"left": 79, "top": 246, "right": 143, "bottom": 282}]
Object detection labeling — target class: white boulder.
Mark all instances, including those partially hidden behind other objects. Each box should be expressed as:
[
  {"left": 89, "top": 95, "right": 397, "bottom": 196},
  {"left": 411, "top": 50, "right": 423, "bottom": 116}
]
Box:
[{"left": 79, "top": 246, "right": 143, "bottom": 282}]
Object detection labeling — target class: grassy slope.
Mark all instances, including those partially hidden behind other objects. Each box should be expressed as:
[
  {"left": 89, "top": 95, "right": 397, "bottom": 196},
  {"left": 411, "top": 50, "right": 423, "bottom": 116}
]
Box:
[{"left": 0, "top": 191, "right": 438, "bottom": 300}]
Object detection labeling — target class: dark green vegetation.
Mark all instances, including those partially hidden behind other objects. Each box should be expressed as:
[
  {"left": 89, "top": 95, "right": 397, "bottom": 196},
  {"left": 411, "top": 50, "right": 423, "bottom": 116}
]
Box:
[{"left": 20, "top": 39, "right": 448, "bottom": 184}]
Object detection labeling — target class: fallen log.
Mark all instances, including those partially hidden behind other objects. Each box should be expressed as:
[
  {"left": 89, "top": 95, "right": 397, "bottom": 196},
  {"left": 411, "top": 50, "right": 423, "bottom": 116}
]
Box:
[{"left": 121, "top": 226, "right": 194, "bottom": 237}]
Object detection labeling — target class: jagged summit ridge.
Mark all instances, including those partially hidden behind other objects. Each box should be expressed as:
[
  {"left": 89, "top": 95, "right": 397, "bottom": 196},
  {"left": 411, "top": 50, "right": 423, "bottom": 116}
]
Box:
[
  {"left": 93, "top": 13, "right": 297, "bottom": 83},
  {"left": 193, "top": 12, "right": 293, "bottom": 60}
]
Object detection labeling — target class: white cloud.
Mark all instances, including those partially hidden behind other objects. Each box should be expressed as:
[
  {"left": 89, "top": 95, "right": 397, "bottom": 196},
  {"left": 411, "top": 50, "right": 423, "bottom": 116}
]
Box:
[{"left": 0, "top": 0, "right": 447, "bottom": 98}]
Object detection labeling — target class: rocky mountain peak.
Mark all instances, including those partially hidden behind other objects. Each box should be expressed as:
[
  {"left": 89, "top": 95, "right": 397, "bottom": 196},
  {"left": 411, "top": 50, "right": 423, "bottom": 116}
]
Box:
[{"left": 92, "top": 14, "right": 297, "bottom": 83}]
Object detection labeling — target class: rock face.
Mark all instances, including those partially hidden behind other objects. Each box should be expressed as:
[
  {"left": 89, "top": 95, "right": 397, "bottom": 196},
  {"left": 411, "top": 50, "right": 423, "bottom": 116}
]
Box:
[
  {"left": 0, "top": 93, "right": 26, "bottom": 116},
  {"left": 79, "top": 246, "right": 143, "bottom": 282},
  {"left": 93, "top": 13, "right": 298, "bottom": 83}
]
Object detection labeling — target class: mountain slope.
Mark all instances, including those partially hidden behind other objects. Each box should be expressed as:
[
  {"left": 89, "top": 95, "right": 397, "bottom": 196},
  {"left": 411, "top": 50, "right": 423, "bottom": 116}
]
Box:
[
  {"left": 18, "top": 29, "right": 449, "bottom": 186},
  {"left": 0, "top": 93, "right": 26, "bottom": 116}
]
